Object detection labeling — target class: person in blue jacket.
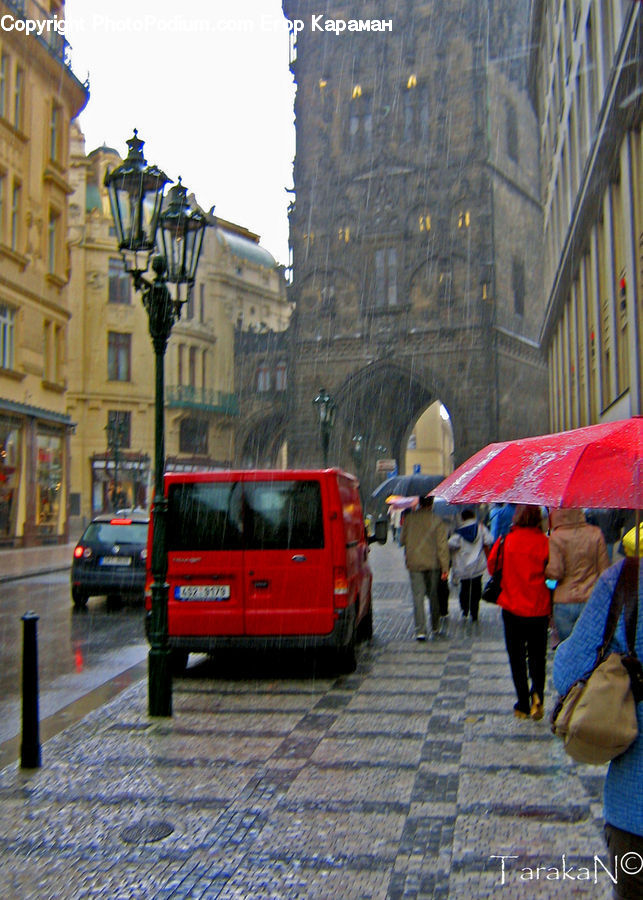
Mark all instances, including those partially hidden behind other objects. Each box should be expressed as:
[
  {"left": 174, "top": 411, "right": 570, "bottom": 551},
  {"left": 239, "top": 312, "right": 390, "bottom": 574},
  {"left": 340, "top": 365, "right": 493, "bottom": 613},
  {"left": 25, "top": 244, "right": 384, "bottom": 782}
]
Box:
[
  {"left": 488, "top": 502, "right": 515, "bottom": 541},
  {"left": 553, "top": 555, "right": 642, "bottom": 900}
]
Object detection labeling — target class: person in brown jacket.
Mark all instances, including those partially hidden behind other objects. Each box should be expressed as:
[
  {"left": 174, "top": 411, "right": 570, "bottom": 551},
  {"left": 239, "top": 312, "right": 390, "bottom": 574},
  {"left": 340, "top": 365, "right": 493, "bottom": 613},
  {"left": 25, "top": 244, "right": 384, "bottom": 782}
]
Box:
[
  {"left": 545, "top": 508, "right": 610, "bottom": 641},
  {"left": 400, "top": 495, "right": 449, "bottom": 641}
]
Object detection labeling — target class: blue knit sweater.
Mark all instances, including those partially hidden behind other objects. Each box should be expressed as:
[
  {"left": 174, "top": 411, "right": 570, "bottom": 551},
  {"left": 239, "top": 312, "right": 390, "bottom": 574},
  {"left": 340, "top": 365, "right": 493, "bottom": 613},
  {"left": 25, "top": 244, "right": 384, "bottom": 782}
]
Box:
[{"left": 553, "top": 559, "right": 643, "bottom": 836}]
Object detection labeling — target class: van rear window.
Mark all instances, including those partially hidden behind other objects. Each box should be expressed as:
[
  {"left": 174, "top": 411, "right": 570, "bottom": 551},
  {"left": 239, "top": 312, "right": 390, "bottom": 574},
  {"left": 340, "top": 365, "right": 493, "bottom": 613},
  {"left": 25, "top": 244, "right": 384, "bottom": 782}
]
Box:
[
  {"left": 166, "top": 479, "right": 323, "bottom": 551},
  {"left": 167, "top": 482, "right": 243, "bottom": 551},
  {"left": 244, "top": 480, "right": 323, "bottom": 550}
]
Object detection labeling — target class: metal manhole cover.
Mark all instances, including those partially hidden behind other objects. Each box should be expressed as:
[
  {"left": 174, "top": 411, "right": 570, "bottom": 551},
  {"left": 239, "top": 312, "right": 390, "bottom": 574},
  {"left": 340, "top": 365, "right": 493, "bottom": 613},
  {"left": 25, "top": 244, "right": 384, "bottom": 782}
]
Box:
[{"left": 121, "top": 821, "right": 174, "bottom": 844}]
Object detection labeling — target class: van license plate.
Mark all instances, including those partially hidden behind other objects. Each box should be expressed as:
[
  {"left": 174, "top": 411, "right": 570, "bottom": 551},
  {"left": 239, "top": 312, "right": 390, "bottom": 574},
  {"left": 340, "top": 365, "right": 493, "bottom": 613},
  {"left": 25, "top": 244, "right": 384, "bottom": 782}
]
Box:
[
  {"left": 100, "top": 556, "right": 132, "bottom": 566},
  {"left": 175, "top": 585, "right": 230, "bottom": 600}
]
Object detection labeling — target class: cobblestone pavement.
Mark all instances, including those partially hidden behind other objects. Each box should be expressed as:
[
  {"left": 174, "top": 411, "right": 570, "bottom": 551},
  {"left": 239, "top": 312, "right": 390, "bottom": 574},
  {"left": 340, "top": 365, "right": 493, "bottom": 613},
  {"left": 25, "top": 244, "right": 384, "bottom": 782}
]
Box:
[{"left": 0, "top": 544, "right": 613, "bottom": 899}]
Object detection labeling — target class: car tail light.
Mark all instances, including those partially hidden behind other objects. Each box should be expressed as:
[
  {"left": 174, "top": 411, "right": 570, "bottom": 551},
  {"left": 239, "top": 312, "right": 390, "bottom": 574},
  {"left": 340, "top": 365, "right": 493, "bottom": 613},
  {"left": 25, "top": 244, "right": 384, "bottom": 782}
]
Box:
[
  {"left": 74, "top": 545, "right": 92, "bottom": 560},
  {"left": 333, "top": 567, "right": 349, "bottom": 607},
  {"left": 144, "top": 585, "right": 152, "bottom": 610},
  {"left": 140, "top": 548, "right": 147, "bottom": 561}
]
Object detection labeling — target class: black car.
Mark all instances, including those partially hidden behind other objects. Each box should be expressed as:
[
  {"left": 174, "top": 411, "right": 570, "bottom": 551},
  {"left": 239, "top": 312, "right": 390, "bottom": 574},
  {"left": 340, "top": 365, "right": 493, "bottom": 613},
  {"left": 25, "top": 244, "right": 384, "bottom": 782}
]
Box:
[{"left": 71, "top": 513, "right": 149, "bottom": 608}]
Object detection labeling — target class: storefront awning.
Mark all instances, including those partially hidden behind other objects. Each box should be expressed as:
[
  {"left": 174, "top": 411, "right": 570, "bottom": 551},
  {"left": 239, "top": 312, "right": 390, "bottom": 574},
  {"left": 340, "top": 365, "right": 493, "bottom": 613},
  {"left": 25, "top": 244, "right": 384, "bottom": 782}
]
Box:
[{"left": 0, "top": 398, "right": 74, "bottom": 427}]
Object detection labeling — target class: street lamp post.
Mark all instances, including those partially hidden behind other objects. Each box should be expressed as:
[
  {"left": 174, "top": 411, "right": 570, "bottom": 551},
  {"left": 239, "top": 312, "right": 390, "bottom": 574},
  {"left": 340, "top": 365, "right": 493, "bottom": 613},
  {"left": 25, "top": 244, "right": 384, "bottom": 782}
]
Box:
[
  {"left": 313, "top": 388, "right": 336, "bottom": 467},
  {"left": 104, "top": 131, "right": 209, "bottom": 716}
]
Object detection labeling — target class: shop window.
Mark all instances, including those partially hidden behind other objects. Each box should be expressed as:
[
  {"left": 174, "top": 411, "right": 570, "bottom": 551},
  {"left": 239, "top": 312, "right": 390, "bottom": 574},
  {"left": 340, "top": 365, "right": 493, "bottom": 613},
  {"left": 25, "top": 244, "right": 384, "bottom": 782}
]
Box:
[
  {"left": 0, "top": 415, "right": 20, "bottom": 538},
  {"left": 0, "top": 303, "right": 15, "bottom": 369},
  {"left": 36, "top": 430, "right": 63, "bottom": 528},
  {"left": 107, "top": 331, "right": 131, "bottom": 381},
  {"left": 108, "top": 257, "right": 131, "bottom": 304},
  {"left": 179, "top": 418, "right": 208, "bottom": 455}
]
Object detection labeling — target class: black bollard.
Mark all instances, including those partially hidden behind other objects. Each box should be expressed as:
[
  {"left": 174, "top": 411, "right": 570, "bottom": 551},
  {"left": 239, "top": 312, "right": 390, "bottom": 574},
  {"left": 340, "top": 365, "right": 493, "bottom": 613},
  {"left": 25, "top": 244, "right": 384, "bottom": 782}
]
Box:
[{"left": 21, "top": 612, "right": 41, "bottom": 768}]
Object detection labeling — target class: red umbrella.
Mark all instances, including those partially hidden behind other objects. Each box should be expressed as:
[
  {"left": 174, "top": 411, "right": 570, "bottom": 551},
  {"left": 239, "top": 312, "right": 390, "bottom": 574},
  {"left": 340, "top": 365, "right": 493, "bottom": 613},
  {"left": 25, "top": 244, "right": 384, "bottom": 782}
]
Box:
[{"left": 430, "top": 417, "right": 642, "bottom": 509}]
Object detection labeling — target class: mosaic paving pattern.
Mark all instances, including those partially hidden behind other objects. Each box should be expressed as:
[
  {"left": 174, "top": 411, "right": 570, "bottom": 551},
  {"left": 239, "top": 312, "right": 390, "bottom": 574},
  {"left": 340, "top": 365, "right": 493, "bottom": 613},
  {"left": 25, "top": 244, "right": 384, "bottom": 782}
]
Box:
[{"left": 0, "top": 547, "right": 613, "bottom": 898}]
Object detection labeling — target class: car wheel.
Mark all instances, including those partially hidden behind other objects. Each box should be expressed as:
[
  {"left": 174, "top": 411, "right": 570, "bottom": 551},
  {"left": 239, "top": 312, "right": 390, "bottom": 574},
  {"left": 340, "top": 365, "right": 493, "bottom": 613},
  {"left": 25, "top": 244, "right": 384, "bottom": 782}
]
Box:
[
  {"left": 357, "top": 600, "right": 373, "bottom": 642},
  {"left": 170, "top": 650, "right": 189, "bottom": 676},
  {"left": 71, "top": 587, "right": 88, "bottom": 609},
  {"left": 336, "top": 624, "right": 357, "bottom": 674}
]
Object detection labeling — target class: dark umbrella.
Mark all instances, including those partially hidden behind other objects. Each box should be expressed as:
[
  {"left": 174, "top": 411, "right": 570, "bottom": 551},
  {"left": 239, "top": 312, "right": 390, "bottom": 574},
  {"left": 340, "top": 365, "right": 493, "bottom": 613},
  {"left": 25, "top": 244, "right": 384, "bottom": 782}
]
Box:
[{"left": 371, "top": 473, "right": 445, "bottom": 503}]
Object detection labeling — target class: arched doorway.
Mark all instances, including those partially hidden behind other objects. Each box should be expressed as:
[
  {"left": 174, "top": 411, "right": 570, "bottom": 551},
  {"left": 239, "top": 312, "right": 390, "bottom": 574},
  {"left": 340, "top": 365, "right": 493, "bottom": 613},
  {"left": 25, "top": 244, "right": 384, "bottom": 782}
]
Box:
[{"left": 403, "top": 401, "right": 454, "bottom": 476}]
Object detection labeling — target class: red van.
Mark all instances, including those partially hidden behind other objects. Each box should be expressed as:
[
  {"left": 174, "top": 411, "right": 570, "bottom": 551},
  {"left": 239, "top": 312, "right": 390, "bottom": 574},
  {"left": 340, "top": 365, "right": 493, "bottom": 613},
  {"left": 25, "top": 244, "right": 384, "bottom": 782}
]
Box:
[{"left": 144, "top": 469, "right": 387, "bottom": 673}]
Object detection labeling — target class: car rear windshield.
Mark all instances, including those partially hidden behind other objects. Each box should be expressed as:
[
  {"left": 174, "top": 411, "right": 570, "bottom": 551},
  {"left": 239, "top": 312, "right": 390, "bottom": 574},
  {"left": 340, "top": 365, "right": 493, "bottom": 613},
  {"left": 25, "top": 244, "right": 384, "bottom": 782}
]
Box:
[
  {"left": 166, "top": 480, "right": 323, "bottom": 551},
  {"left": 83, "top": 522, "right": 149, "bottom": 544},
  {"left": 167, "top": 481, "right": 243, "bottom": 551},
  {"left": 244, "top": 480, "right": 323, "bottom": 549}
]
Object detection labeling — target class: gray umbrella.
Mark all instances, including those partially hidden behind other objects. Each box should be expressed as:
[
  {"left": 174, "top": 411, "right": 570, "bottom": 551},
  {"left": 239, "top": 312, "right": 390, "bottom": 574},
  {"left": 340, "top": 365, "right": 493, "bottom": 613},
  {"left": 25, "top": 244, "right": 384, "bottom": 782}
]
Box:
[{"left": 371, "top": 473, "right": 445, "bottom": 502}]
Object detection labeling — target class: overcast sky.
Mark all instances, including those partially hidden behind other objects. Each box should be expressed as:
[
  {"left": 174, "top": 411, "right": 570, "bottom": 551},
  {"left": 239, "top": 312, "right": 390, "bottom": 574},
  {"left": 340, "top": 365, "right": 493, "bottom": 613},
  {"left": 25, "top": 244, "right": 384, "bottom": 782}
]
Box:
[{"left": 64, "top": 0, "right": 296, "bottom": 265}]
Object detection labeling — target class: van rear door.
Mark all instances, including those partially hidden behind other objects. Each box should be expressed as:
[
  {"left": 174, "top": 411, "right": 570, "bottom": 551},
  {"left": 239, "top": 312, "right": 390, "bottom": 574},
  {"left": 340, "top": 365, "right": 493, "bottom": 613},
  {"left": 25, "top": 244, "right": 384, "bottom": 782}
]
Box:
[
  {"left": 166, "top": 480, "right": 244, "bottom": 636},
  {"left": 242, "top": 477, "right": 334, "bottom": 636}
]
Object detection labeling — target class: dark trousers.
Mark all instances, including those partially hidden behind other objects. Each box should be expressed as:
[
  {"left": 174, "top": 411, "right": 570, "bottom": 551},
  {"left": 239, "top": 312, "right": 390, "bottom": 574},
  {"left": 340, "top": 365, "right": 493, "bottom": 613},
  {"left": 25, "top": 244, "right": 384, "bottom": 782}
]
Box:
[
  {"left": 459, "top": 576, "right": 482, "bottom": 621},
  {"left": 604, "top": 823, "right": 643, "bottom": 899},
  {"left": 501, "top": 610, "right": 549, "bottom": 713},
  {"left": 438, "top": 576, "right": 449, "bottom": 617}
]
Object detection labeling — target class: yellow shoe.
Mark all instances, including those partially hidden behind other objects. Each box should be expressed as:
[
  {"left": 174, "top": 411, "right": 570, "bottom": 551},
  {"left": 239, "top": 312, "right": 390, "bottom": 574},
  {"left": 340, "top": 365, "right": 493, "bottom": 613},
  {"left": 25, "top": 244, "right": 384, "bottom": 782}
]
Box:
[
  {"left": 513, "top": 706, "right": 529, "bottom": 719},
  {"left": 530, "top": 693, "right": 544, "bottom": 721}
]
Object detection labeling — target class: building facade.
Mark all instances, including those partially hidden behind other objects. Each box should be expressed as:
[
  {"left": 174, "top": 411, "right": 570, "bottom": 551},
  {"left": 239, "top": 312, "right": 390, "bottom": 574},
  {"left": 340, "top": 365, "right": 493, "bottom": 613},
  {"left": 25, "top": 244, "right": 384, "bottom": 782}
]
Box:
[
  {"left": 270, "top": 0, "right": 548, "bottom": 495},
  {"left": 0, "top": 0, "right": 88, "bottom": 546},
  {"left": 529, "top": 0, "right": 642, "bottom": 428},
  {"left": 66, "top": 128, "right": 289, "bottom": 527}
]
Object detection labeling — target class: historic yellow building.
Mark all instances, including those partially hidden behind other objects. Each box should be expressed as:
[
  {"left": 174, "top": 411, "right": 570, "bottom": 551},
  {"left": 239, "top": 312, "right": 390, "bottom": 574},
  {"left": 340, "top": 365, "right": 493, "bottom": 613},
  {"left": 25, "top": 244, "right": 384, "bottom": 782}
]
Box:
[
  {"left": 66, "top": 128, "right": 290, "bottom": 527},
  {"left": 529, "top": 1, "right": 641, "bottom": 428},
  {"left": 0, "top": 0, "right": 88, "bottom": 546}
]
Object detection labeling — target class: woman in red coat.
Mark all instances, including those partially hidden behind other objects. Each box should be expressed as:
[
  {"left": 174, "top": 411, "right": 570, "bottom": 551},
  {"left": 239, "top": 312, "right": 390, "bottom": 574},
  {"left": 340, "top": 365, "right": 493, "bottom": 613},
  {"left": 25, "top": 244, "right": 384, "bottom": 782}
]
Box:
[{"left": 487, "top": 504, "right": 550, "bottom": 720}]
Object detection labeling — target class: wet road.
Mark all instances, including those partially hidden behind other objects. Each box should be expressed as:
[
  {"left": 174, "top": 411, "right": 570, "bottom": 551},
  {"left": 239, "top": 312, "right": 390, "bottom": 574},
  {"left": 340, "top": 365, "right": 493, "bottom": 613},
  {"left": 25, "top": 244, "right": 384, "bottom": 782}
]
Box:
[{"left": 0, "top": 572, "right": 147, "bottom": 746}]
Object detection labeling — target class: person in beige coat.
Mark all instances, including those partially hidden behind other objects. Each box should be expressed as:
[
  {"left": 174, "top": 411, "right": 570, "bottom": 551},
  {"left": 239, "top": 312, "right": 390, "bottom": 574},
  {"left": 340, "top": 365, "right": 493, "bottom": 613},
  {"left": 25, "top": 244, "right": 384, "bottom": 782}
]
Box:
[
  {"left": 545, "top": 508, "right": 610, "bottom": 641},
  {"left": 400, "top": 495, "right": 449, "bottom": 640}
]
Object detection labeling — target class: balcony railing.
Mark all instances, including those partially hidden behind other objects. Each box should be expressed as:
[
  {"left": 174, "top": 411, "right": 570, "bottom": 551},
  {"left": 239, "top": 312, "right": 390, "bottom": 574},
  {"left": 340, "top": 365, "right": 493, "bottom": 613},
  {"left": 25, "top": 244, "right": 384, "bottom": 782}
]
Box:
[
  {"left": 4, "top": 0, "right": 76, "bottom": 73},
  {"left": 166, "top": 385, "right": 239, "bottom": 416}
]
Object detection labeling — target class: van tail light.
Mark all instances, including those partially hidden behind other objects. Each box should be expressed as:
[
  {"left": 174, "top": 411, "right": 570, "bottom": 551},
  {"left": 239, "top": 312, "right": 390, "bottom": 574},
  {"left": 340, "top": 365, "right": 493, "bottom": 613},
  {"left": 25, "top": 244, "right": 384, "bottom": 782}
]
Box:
[{"left": 333, "top": 567, "right": 349, "bottom": 608}]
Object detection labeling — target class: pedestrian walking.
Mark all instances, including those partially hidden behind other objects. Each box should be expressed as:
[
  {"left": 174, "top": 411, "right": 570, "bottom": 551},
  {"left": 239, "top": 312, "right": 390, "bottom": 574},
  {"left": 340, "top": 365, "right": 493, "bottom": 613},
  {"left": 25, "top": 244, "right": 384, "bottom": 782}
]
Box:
[
  {"left": 400, "top": 494, "right": 449, "bottom": 641},
  {"left": 553, "top": 554, "right": 643, "bottom": 900},
  {"left": 488, "top": 502, "right": 515, "bottom": 541},
  {"left": 448, "top": 508, "right": 493, "bottom": 629},
  {"left": 487, "top": 504, "right": 550, "bottom": 720},
  {"left": 585, "top": 508, "right": 628, "bottom": 561},
  {"left": 545, "top": 508, "right": 610, "bottom": 641}
]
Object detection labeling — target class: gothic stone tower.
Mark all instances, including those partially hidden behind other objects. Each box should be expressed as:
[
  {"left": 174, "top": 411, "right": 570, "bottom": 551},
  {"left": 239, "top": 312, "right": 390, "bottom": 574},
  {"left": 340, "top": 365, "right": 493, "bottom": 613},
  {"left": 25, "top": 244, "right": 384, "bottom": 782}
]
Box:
[{"left": 281, "top": 0, "right": 547, "bottom": 489}]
